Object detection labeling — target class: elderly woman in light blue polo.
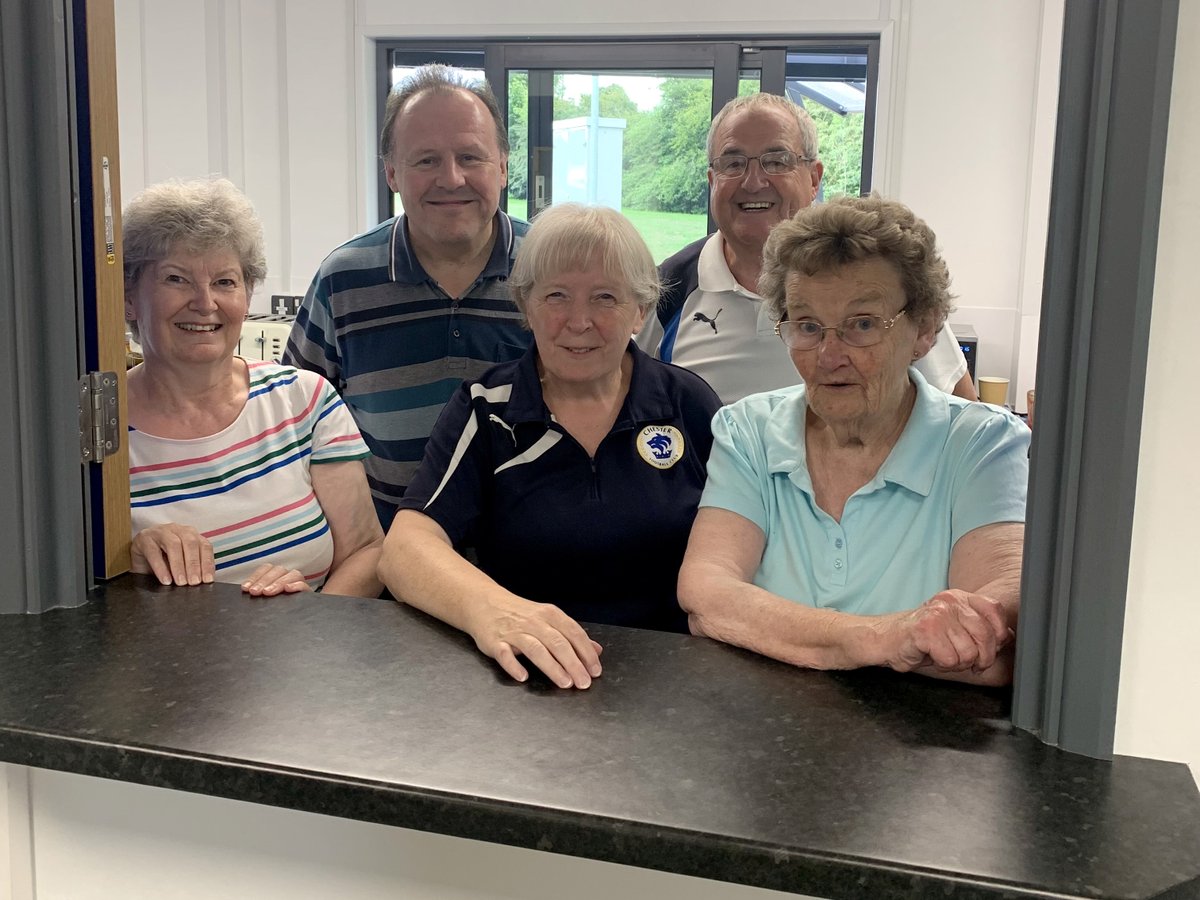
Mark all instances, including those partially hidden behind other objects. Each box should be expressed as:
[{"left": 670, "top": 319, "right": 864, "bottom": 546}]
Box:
[{"left": 679, "top": 195, "right": 1028, "bottom": 685}]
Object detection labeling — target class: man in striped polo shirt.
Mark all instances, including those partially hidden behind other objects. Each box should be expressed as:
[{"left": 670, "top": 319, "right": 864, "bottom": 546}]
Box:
[{"left": 285, "top": 65, "right": 530, "bottom": 529}]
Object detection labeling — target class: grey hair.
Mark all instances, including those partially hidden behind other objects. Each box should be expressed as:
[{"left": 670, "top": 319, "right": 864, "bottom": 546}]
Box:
[
  {"left": 758, "top": 194, "right": 954, "bottom": 329},
  {"left": 508, "top": 203, "right": 661, "bottom": 320},
  {"left": 380, "top": 64, "right": 509, "bottom": 160},
  {"left": 122, "top": 177, "right": 267, "bottom": 339},
  {"left": 706, "top": 92, "right": 820, "bottom": 162}
]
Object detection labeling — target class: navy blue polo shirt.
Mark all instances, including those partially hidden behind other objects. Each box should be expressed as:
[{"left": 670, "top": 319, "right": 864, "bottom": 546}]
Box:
[{"left": 398, "top": 342, "right": 722, "bottom": 633}]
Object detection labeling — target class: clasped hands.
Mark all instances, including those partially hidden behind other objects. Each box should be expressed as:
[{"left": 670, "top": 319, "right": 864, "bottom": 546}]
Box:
[
  {"left": 130, "top": 523, "right": 311, "bottom": 596},
  {"left": 876, "top": 589, "right": 1012, "bottom": 682}
]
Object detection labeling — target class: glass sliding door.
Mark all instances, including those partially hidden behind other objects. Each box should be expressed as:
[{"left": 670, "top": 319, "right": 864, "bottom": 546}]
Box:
[
  {"left": 784, "top": 46, "right": 877, "bottom": 197},
  {"left": 377, "top": 38, "right": 879, "bottom": 258},
  {"left": 519, "top": 67, "right": 713, "bottom": 262}
]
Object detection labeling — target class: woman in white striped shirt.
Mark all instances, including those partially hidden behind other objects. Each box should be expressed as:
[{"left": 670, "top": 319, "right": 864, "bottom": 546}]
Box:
[{"left": 124, "top": 178, "right": 383, "bottom": 597}]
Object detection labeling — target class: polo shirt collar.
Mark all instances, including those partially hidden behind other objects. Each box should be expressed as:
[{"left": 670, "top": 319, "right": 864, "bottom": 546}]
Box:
[
  {"left": 697, "top": 231, "right": 763, "bottom": 299},
  {"left": 390, "top": 212, "right": 516, "bottom": 285},
  {"left": 874, "top": 368, "right": 949, "bottom": 497},
  {"left": 764, "top": 367, "right": 950, "bottom": 498},
  {"left": 621, "top": 341, "right": 680, "bottom": 424},
  {"left": 503, "top": 340, "right": 677, "bottom": 426},
  {"left": 763, "top": 388, "right": 809, "bottom": 480}
]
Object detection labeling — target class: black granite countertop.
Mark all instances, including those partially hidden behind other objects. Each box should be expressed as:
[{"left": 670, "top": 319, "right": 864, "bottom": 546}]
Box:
[{"left": 0, "top": 576, "right": 1196, "bottom": 899}]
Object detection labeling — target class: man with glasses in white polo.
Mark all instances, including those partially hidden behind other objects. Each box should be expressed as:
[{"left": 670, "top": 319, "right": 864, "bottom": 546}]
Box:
[{"left": 638, "top": 93, "right": 976, "bottom": 403}]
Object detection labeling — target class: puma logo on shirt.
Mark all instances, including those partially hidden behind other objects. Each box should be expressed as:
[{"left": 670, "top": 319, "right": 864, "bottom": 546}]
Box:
[{"left": 692, "top": 308, "right": 723, "bottom": 333}]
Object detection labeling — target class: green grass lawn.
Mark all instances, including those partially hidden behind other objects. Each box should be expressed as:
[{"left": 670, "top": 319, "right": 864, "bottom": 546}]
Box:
[{"left": 506, "top": 198, "right": 708, "bottom": 264}]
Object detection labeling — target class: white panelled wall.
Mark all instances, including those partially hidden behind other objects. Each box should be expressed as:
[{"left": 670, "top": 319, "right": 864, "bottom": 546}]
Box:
[
  {"left": 114, "top": 0, "right": 1057, "bottom": 411},
  {"left": 113, "top": 0, "right": 357, "bottom": 309}
]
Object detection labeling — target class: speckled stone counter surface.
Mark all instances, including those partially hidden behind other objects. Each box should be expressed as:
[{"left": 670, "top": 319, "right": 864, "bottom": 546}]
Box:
[{"left": 0, "top": 577, "right": 1196, "bottom": 899}]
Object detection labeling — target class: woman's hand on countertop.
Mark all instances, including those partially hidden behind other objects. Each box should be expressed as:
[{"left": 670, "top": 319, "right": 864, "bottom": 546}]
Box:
[
  {"left": 241, "top": 564, "right": 312, "bottom": 597},
  {"left": 131, "top": 523, "right": 216, "bottom": 586},
  {"left": 467, "top": 597, "right": 603, "bottom": 690}
]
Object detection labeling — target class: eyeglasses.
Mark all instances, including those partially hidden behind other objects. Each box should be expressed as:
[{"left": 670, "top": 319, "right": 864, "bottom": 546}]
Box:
[
  {"left": 774, "top": 310, "right": 908, "bottom": 351},
  {"left": 708, "top": 150, "right": 813, "bottom": 179}
]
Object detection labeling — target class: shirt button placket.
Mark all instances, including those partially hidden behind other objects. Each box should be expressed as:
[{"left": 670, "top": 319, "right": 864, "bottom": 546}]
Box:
[
  {"left": 831, "top": 529, "right": 848, "bottom": 586},
  {"left": 448, "top": 302, "right": 465, "bottom": 369}
]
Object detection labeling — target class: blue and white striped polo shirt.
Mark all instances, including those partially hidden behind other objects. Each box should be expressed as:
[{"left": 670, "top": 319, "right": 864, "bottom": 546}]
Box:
[{"left": 283, "top": 212, "right": 530, "bottom": 529}]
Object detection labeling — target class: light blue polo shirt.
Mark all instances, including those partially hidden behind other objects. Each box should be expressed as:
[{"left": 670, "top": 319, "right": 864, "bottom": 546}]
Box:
[{"left": 700, "top": 368, "right": 1030, "bottom": 615}]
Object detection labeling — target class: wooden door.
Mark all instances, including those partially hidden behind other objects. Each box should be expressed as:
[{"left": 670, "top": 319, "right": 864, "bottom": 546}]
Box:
[{"left": 78, "top": 0, "right": 131, "bottom": 578}]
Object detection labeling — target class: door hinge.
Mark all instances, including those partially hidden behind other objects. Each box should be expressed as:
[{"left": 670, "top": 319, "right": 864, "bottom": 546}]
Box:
[{"left": 79, "top": 371, "right": 120, "bottom": 464}]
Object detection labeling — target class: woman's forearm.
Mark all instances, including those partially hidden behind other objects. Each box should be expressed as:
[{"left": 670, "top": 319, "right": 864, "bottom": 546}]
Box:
[
  {"left": 379, "top": 516, "right": 519, "bottom": 636},
  {"left": 679, "top": 508, "right": 888, "bottom": 670},
  {"left": 322, "top": 538, "right": 383, "bottom": 597},
  {"left": 680, "top": 564, "right": 883, "bottom": 670},
  {"left": 948, "top": 523, "right": 1024, "bottom": 628},
  {"left": 381, "top": 514, "right": 602, "bottom": 689}
]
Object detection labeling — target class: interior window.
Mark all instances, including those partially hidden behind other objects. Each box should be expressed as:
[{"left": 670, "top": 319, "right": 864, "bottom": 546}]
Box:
[{"left": 381, "top": 40, "right": 878, "bottom": 261}]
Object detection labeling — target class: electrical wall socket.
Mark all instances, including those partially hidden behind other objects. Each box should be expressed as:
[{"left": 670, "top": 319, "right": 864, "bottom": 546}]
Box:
[{"left": 271, "top": 294, "right": 303, "bottom": 315}]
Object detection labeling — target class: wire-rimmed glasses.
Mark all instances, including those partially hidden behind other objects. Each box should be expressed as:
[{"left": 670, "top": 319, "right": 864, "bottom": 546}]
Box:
[
  {"left": 774, "top": 310, "right": 908, "bottom": 351},
  {"left": 708, "top": 150, "right": 814, "bottom": 179}
]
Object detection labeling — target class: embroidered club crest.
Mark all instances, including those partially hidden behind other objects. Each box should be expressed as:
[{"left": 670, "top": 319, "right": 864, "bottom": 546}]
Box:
[{"left": 636, "top": 425, "right": 685, "bottom": 470}]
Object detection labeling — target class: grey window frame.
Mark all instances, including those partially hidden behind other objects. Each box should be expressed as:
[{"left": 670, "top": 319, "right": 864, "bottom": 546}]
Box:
[
  {"left": 1010, "top": 0, "right": 1179, "bottom": 757},
  {"left": 0, "top": 0, "right": 1179, "bottom": 760},
  {"left": 0, "top": 0, "right": 91, "bottom": 615},
  {"left": 373, "top": 36, "right": 880, "bottom": 230}
]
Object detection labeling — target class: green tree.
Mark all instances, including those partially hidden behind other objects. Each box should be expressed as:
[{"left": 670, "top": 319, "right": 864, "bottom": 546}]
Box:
[
  {"left": 552, "top": 74, "right": 587, "bottom": 119},
  {"left": 622, "top": 77, "right": 711, "bottom": 214},
  {"left": 596, "top": 84, "right": 638, "bottom": 120},
  {"left": 808, "top": 105, "right": 863, "bottom": 199},
  {"left": 507, "top": 73, "right": 528, "bottom": 200},
  {"left": 556, "top": 82, "right": 639, "bottom": 120}
]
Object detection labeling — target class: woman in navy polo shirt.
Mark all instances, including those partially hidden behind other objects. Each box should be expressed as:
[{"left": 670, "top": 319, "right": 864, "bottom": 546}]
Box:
[
  {"left": 678, "top": 195, "right": 1029, "bottom": 685},
  {"left": 379, "top": 204, "right": 721, "bottom": 690}
]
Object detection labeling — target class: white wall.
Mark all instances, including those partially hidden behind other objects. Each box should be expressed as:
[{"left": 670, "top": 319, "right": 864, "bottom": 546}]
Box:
[
  {"left": 887, "top": 0, "right": 1059, "bottom": 407},
  {"left": 1, "top": 765, "right": 32, "bottom": 900},
  {"left": 113, "top": 0, "right": 357, "bottom": 308},
  {"left": 1114, "top": 1, "right": 1200, "bottom": 788},
  {"left": 2, "top": 764, "right": 815, "bottom": 900},
  {"left": 113, "top": 0, "right": 1059, "bottom": 408}
]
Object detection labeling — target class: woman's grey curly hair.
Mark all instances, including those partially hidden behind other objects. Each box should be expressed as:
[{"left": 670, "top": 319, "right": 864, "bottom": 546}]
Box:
[{"left": 758, "top": 194, "right": 954, "bottom": 330}]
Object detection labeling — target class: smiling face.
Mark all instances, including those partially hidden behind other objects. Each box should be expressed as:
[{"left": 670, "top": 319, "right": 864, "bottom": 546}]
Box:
[
  {"left": 708, "top": 105, "right": 823, "bottom": 263},
  {"left": 384, "top": 88, "right": 508, "bottom": 257},
  {"left": 784, "top": 257, "right": 935, "bottom": 431},
  {"left": 526, "top": 261, "right": 647, "bottom": 394},
  {"left": 125, "top": 246, "right": 248, "bottom": 367}
]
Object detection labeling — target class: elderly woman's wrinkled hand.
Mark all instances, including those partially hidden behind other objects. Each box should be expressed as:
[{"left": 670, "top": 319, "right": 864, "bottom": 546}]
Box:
[
  {"left": 241, "top": 564, "right": 312, "bottom": 597},
  {"left": 467, "top": 598, "right": 604, "bottom": 690},
  {"left": 131, "top": 523, "right": 215, "bottom": 586},
  {"left": 880, "top": 589, "right": 1011, "bottom": 675}
]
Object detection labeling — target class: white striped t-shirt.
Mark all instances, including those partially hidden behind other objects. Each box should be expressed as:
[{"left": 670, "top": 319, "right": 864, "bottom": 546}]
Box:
[{"left": 129, "top": 361, "right": 370, "bottom": 588}]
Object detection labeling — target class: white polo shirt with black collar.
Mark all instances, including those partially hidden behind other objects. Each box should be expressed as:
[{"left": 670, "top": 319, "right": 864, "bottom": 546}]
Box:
[{"left": 637, "top": 232, "right": 968, "bottom": 405}]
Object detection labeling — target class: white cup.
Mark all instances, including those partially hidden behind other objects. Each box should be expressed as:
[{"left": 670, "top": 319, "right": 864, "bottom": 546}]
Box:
[{"left": 978, "top": 376, "right": 1010, "bottom": 406}]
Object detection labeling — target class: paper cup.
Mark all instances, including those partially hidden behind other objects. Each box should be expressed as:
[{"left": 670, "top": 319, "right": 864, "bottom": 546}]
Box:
[{"left": 978, "top": 376, "right": 1010, "bottom": 406}]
